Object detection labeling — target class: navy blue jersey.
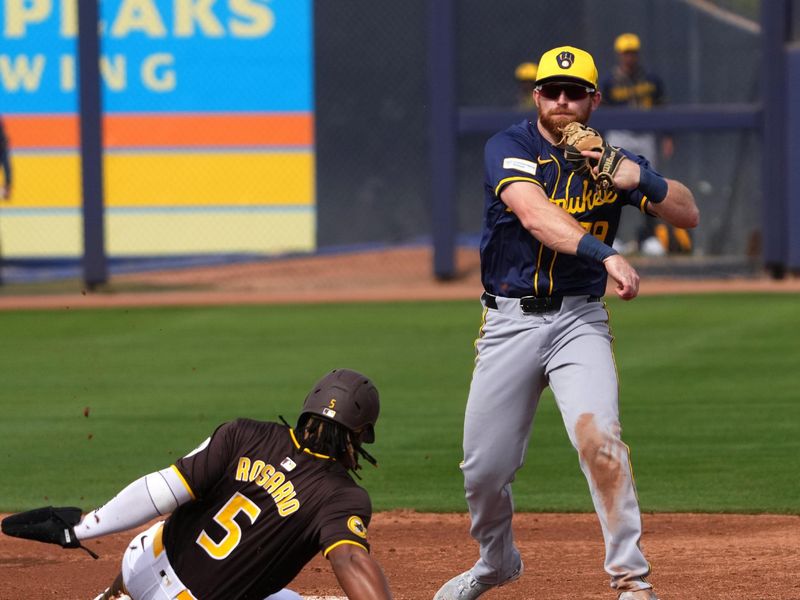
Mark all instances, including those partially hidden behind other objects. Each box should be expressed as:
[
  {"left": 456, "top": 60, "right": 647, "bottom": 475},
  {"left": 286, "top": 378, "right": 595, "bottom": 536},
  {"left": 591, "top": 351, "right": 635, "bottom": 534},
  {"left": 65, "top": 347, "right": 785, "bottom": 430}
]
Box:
[
  {"left": 600, "top": 66, "right": 665, "bottom": 109},
  {"left": 481, "top": 119, "right": 654, "bottom": 298}
]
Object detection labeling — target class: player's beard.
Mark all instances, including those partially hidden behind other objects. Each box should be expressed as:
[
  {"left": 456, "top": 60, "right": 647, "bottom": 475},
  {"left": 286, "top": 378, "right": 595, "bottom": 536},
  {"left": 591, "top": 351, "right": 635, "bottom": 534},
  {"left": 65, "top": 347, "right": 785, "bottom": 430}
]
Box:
[{"left": 539, "top": 103, "right": 592, "bottom": 141}]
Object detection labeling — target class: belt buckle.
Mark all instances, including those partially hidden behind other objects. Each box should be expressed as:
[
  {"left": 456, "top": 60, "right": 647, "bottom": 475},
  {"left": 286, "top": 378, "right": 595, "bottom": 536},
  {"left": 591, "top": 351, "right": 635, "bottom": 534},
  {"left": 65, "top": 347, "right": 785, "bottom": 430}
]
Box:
[{"left": 519, "top": 296, "right": 553, "bottom": 314}]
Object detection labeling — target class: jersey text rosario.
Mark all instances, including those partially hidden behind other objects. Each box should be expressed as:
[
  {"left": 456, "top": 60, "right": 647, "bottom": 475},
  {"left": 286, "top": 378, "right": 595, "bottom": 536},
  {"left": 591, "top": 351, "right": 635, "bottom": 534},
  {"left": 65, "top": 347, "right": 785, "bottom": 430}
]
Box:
[
  {"left": 161, "top": 419, "right": 373, "bottom": 600},
  {"left": 234, "top": 457, "right": 300, "bottom": 516}
]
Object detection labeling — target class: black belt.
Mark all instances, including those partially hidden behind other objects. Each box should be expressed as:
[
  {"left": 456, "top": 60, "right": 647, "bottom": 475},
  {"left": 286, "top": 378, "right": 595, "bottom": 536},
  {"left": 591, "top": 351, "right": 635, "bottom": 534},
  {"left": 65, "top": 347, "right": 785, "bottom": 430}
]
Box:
[{"left": 482, "top": 292, "right": 600, "bottom": 314}]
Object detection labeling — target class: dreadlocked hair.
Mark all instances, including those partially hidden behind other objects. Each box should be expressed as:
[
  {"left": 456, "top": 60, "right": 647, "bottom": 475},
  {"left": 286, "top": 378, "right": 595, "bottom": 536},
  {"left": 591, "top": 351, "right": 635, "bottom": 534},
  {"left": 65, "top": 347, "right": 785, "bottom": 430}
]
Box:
[{"left": 296, "top": 414, "right": 362, "bottom": 473}]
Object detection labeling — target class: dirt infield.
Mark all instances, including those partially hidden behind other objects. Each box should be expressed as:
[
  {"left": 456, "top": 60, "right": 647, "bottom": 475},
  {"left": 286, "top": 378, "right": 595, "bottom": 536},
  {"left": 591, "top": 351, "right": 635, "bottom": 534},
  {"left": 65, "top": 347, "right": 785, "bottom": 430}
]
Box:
[
  {"left": 1, "top": 247, "right": 800, "bottom": 310},
  {"left": 1, "top": 248, "right": 799, "bottom": 599},
  {"left": 1, "top": 511, "right": 799, "bottom": 599}
]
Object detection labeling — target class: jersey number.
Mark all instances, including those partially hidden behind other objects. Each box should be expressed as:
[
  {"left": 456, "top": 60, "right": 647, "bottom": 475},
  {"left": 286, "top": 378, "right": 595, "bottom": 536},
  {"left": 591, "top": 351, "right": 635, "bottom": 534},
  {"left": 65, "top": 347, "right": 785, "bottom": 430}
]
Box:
[
  {"left": 196, "top": 492, "right": 261, "bottom": 560},
  {"left": 580, "top": 220, "right": 609, "bottom": 242}
]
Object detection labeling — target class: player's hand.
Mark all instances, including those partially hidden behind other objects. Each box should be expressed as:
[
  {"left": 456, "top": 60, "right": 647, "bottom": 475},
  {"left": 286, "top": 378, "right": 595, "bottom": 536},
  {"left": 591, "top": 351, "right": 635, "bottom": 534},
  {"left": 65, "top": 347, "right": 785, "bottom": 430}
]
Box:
[
  {"left": 603, "top": 254, "right": 639, "bottom": 300},
  {"left": 581, "top": 150, "right": 639, "bottom": 191},
  {"left": 1, "top": 185, "right": 9, "bottom": 200},
  {"left": 1, "top": 506, "right": 100, "bottom": 559}
]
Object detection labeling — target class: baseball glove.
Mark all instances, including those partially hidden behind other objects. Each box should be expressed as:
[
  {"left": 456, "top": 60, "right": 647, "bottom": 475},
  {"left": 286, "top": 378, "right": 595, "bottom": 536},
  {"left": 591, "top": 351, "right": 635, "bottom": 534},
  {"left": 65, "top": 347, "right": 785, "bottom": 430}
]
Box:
[
  {"left": 557, "top": 122, "right": 626, "bottom": 191},
  {"left": 1, "top": 506, "right": 99, "bottom": 558}
]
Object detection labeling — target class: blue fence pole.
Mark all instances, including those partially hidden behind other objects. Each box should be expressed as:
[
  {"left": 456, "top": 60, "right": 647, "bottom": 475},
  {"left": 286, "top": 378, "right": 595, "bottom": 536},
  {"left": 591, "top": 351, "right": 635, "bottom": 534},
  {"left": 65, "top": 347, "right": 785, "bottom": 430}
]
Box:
[
  {"left": 787, "top": 46, "right": 800, "bottom": 274},
  {"left": 78, "top": 0, "right": 108, "bottom": 288},
  {"left": 760, "top": 0, "right": 789, "bottom": 278},
  {"left": 428, "top": 0, "right": 457, "bottom": 280}
]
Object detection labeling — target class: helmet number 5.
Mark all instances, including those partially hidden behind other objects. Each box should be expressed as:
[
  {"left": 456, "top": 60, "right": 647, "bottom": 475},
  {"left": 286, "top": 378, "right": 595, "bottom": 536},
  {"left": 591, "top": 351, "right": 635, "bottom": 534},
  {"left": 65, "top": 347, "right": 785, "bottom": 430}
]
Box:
[{"left": 196, "top": 492, "right": 261, "bottom": 560}]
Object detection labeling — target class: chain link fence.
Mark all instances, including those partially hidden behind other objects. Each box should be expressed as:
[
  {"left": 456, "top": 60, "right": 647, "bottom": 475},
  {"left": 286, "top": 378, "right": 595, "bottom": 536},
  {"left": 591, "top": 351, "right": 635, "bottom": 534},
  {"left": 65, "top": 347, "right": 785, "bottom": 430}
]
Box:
[
  {"left": 1, "top": 0, "right": 774, "bottom": 286},
  {"left": 314, "top": 0, "right": 767, "bottom": 282}
]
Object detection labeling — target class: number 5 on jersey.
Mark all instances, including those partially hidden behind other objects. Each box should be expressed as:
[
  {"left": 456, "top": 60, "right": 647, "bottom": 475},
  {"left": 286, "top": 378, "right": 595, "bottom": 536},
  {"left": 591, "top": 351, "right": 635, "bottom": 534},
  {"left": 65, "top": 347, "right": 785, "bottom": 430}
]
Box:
[{"left": 197, "top": 492, "right": 261, "bottom": 560}]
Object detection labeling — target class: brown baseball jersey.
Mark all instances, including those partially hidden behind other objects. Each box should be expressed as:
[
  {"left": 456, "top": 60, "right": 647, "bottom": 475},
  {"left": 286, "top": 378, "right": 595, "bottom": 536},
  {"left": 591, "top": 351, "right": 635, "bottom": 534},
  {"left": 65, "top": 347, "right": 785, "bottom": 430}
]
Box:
[{"left": 163, "top": 418, "right": 372, "bottom": 599}]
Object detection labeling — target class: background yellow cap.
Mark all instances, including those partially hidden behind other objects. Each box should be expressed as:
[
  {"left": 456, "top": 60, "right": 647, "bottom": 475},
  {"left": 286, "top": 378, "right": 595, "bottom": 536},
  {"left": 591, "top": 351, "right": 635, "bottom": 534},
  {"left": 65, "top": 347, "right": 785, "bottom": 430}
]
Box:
[
  {"left": 515, "top": 62, "right": 539, "bottom": 82},
  {"left": 534, "top": 46, "right": 598, "bottom": 89},
  {"left": 614, "top": 33, "right": 641, "bottom": 53}
]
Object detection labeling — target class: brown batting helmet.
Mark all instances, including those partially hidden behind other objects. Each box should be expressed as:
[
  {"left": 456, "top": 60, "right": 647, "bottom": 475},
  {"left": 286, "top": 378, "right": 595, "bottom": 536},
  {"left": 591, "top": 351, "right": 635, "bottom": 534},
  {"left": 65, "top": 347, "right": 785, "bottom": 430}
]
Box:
[{"left": 300, "top": 369, "right": 380, "bottom": 443}]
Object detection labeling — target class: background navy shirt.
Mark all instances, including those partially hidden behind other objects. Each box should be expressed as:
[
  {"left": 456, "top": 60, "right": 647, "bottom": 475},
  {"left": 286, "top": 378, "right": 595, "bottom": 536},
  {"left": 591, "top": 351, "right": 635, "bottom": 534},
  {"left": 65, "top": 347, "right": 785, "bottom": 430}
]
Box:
[
  {"left": 600, "top": 66, "right": 666, "bottom": 108},
  {"left": 481, "top": 119, "right": 654, "bottom": 298}
]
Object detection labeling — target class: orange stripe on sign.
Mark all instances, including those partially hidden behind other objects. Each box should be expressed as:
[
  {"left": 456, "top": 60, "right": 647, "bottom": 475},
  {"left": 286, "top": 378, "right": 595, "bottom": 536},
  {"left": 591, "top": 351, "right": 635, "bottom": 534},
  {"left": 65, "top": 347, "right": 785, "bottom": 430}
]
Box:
[
  {"left": 107, "top": 113, "right": 314, "bottom": 147},
  {"left": 4, "top": 115, "right": 79, "bottom": 149},
  {"left": 4, "top": 113, "right": 313, "bottom": 149}
]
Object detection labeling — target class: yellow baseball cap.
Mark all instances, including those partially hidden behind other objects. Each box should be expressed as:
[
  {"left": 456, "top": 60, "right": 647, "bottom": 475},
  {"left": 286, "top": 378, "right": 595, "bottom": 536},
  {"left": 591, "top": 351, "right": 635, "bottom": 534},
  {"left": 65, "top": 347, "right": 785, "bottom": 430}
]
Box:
[
  {"left": 515, "top": 62, "right": 539, "bottom": 82},
  {"left": 614, "top": 33, "right": 641, "bottom": 53},
  {"left": 534, "top": 46, "right": 598, "bottom": 90}
]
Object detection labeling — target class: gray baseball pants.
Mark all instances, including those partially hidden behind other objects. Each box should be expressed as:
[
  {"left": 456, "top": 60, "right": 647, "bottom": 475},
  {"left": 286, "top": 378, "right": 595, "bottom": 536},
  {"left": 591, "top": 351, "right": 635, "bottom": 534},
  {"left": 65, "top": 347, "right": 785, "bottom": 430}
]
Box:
[{"left": 461, "top": 294, "right": 652, "bottom": 593}]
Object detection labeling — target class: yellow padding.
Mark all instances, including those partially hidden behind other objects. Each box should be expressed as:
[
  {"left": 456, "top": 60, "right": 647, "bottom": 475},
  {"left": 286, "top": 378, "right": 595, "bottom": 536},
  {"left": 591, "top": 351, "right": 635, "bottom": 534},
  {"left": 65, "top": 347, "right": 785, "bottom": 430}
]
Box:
[
  {"left": 105, "top": 153, "right": 314, "bottom": 206},
  {"left": 9, "top": 152, "right": 314, "bottom": 207},
  {"left": 9, "top": 155, "right": 81, "bottom": 206}
]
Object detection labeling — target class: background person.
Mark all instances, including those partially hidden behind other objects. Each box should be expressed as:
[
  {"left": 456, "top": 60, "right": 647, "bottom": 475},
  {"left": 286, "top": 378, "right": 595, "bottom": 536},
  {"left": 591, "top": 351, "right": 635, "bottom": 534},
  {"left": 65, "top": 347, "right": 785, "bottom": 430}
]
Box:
[
  {"left": 433, "top": 45, "right": 698, "bottom": 600},
  {"left": 2, "top": 369, "right": 393, "bottom": 600},
  {"left": 514, "top": 61, "right": 539, "bottom": 110},
  {"left": 0, "top": 116, "right": 11, "bottom": 286},
  {"left": 600, "top": 33, "right": 691, "bottom": 256},
  {"left": 0, "top": 116, "right": 11, "bottom": 201}
]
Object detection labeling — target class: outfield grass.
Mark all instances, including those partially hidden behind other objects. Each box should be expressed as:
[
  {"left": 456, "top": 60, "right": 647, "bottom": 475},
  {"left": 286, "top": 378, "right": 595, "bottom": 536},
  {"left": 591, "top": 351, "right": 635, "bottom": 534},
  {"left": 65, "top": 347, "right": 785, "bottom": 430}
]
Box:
[{"left": 0, "top": 294, "right": 798, "bottom": 513}]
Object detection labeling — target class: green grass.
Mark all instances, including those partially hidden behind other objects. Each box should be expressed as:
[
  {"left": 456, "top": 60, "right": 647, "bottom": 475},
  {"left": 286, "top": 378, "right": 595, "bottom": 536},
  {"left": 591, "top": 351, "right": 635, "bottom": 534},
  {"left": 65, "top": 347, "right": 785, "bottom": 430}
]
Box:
[{"left": 0, "top": 294, "right": 798, "bottom": 513}]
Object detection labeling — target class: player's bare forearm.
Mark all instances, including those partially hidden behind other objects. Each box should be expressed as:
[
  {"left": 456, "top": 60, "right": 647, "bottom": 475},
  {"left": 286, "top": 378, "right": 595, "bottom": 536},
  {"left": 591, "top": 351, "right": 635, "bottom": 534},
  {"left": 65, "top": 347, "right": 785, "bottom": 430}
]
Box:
[
  {"left": 603, "top": 254, "right": 640, "bottom": 300},
  {"left": 329, "top": 544, "right": 393, "bottom": 600},
  {"left": 501, "top": 181, "right": 588, "bottom": 254},
  {"left": 649, "top": 179, "right": 700, "bottom": 229}
]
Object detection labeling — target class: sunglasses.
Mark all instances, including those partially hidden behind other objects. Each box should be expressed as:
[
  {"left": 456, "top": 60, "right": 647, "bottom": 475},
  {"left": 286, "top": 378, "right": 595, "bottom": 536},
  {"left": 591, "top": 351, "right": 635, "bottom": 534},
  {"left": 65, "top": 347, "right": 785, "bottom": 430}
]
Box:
[{"left": 536, "top": 83, "right": 594, "bottom": 101}]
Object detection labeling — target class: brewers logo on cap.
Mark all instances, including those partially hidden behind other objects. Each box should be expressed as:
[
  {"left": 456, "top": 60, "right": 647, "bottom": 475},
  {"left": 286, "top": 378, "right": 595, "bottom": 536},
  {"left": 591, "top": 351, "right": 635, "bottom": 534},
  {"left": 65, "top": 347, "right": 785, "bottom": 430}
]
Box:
[
  {"left": 534, "top": 46, "right": 599, "bottom": 90},
  {"left": 556, "top": 51, "right": 575, "bottom": 69}
]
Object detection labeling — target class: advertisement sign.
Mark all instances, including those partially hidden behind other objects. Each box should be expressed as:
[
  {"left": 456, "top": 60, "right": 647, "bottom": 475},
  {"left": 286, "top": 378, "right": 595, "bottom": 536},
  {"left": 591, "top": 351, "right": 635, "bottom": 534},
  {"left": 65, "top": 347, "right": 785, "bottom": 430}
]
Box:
[{"left": 0, "top": 0, "right": 314, "bottom": 256}]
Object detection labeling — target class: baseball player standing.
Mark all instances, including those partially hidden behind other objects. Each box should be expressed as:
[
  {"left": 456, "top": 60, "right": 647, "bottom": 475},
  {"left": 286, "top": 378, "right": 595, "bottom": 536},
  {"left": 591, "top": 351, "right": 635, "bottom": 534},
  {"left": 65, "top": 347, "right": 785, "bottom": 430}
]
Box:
[
  {"left": 601, "top": 34, "right": 670, "bottom": 162},
  {"left": 2, "top": 369, "right": 393, "bottom": 600},
  {"left": 433, "top": 46, "right": 699, "bottom": 600},
  {"left": 514, "top": 61, "right": 539, "bottom": 110},
  {"left": 600, "top": 33, "right": 692, "bottom": 256}
]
